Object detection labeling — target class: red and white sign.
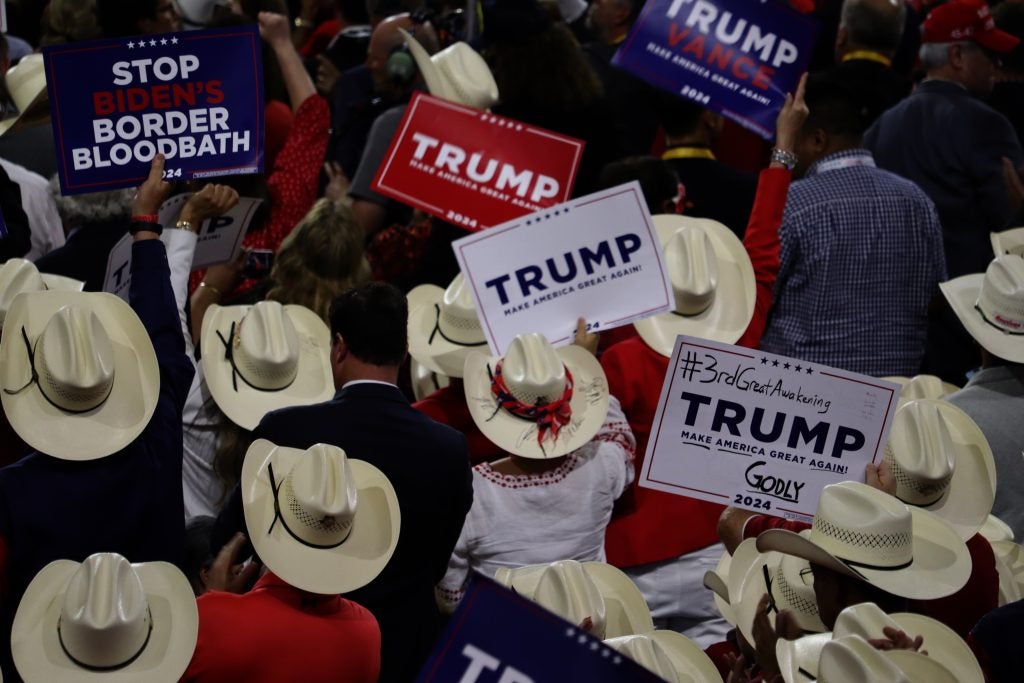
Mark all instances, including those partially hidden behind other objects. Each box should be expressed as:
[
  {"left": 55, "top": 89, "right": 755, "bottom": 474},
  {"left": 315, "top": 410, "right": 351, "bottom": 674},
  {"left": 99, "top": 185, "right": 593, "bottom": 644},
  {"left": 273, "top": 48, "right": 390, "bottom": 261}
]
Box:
[{"left": 371, "top": 92, "right": 585, "bottom": 231}]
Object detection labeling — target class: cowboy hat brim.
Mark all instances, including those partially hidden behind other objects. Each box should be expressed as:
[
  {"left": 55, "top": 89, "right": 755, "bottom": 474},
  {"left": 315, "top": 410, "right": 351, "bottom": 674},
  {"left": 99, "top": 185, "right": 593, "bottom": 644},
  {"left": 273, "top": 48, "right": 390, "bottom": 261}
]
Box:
[
  {"left": 882, "top": 375, "right": 960, "bottom": 402},
  {"left": 0, "top": 291, "right": 159, "bottom": 460},
  {"left": 941, "top": 273, "right": 1024, "bottom": 364},
  {"left": 992, "top": 540, "right": 1024, "bottom": 605},
  {"left": 701, "top": 568, "right": 734, "bottom": 625},
  {"left": 12, "top": 559, "right": 198, "bottom": 683},
  {"left": 734, "top": 546, "right": 825, "bottom": 648},
  {"left": 201, "top": 304, "right": 334, "bottom": 431},
  {"left": 410, "top": 357, "right": 451, "bottom": 402},
  {"left": 756, "top": 506, "right": 972, "bottom": 600},
  {"left": 776, "top": 632, "right": 830, "bottom": 683},
  {"left": 242, "top": 439, "right": 401, "bottom": 595},
  {"left": 463, "top": 345, "right": 609, "bottom": 459},
  {"left": 991, "top": 227, "right": 1024, "bottom": 258},
  {"left": 407, "top": 284, "right": 486, "bottom": 378},
  {"left": 40, "top": 274, "right": 86, "bottom": 292},
  {"left": 900, "top": 399, "right": 996, "bottom": 541},
  {"left": 398, "top": 29, "right": 499, "bottom": 110},
  {"left": 648, "top": 630, "right": 722, "bottom": 682},
  {"left": 635, "top": 215, "right": 756, "bottom": 357},
  {"left": 884, "top": 649, "right": 958, "bottom": 682},
  {"left": 980, "top": 514, "right": 1015, "bottom": 543},
  {"left": 886, "top": 612, "right": 985, "bottom": 683}
]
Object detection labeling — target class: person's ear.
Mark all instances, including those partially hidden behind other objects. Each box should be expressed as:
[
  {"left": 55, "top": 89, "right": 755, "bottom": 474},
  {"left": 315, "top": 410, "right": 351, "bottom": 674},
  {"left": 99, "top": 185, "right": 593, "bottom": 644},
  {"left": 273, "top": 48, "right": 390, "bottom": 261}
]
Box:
[
  {"left": 331, "top": 333, "right": 348, "bottom": 365},
  {"left": 812, "top": 127, "right": 829, "bottom": 154},
  {"left": 949, "top": 43, "right": 966, "bottom": 70}
]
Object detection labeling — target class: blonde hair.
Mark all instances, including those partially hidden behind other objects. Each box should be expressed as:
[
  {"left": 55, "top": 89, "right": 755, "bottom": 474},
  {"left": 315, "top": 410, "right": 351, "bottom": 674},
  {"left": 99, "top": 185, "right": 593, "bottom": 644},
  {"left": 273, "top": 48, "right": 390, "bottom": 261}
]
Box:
[{"left": 265, "top": 199, "right": 371, "bottom": 322}]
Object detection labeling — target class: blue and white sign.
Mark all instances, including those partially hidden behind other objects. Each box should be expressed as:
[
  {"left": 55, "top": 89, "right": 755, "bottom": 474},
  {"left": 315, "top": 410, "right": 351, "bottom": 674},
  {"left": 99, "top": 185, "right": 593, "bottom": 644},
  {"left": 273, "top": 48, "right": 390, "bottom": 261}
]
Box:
[
  {"left": 453, "top": 182, "right": 673, "bottom": 356},
  {"left": 417, "top": 575, "right": 664, "bottom": 683},
  {"left": 640, "top": 335, "right": 900, "bottom": 522},
  {"left": 43, "top": 25, "right": 264, "bottom": 195},
  {"left": 612, "top": 0, "right": 818, "bottom": 139}
]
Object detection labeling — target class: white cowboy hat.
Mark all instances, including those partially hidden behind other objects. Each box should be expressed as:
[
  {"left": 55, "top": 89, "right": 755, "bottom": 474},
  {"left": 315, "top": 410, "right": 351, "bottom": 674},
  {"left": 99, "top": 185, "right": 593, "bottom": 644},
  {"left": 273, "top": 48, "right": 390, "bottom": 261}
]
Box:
[
  {"left": 777, "top": 632, "right": 831, "bottom": 683},
  {"left": 702, "top": 548, "right": 735, "bottom": 625},
  {"left": 634, "top": 215, "right": 755, "bottom": 357},
  {"left": 940, "top": 255, "right": 1024, "bottom": 363},
  {"left": 241, "top": 439, "right": 400, "bottom": 594},
  {"left": 398, "top": 28, "right": 499, "bottom": 110},
  {"left": 881, "top": 375, "right": 960, "bottom": 403},
  {"left": 980, "top": 514, "right": 1014, "bottom": 543},
  {"left": 11, "top": 553, "right": 197, "bottom": 683},
  {"left": 733, "top": 535, "right": 826, "bottom": 648},
  {"left": 464, "top": 332, "right": 609, "bottom": 459},
  {"left": 0, "top": 259, "right": 84, "bottom": 327},
  {"left": 817, "top": 635, "right": 957, "bottom": 683},
  {"left": 991, "top": 226, "right": 1024, "bottom": 257},
  {"left": 410, "top": 357, "right": 451, "bottom": 401},
  {"left": 0, "top": 54, "right": 49, "bottom": 136},
  {"left": 201, "top": 301, "right": 334, "bottom": 430},
  {"left": 756, "top": 482, "right": 971, "bottom": 601},
  {"left": 883, "top": 398, "right": 996, "bottom": 540},
  {"left": 991, "top": 540, "right": 1024, "bottom": 606},
  {"left": 605, "top": 632, "right": 721, "bottom": 683},
  {"left": 0, "top": 291, "right": 158, "bottom": 460},
  {"left": 494, "top": 560, "right": 654, "bottom": 639},
  {"left": 408, "top": 273, "right": 488, "bottom": 379}
]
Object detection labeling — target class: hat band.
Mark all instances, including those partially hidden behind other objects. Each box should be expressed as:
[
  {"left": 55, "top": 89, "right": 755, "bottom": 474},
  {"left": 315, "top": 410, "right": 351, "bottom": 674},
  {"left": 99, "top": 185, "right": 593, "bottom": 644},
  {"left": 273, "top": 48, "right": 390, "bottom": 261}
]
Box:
[
  {"left": 974, "top": 303, "right": 1024, "bottom": 335},
  {"left": 266, "top": 462, "right": 350, "bottom": 550},
  {"left": 488, "top": 360, "right": 574, "bottom": 453},
  {"left": 2, "top": 326, "right": 115, "bottom": 414},
  {"left": 813, "top": 517, "right": 913, "bottom": 572},
  {"left": 217, "top": 322, "right": 298, "bottom": 393},
  {"left": 430, "top": 304, "right": 487, "bottom": 348},
  {"left": 57, "top": 608, "right": 153, "bottom": 671}
]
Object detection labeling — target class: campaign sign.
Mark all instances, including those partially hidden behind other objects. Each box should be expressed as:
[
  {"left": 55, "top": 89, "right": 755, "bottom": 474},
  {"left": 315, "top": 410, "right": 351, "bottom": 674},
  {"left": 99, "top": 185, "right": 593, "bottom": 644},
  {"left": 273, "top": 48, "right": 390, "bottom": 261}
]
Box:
[
  {"left": 104, "top": 195, "right": 262, "bottom": 300},
  {"left": 372, "top": 92, "right": 584, "bottom": 231},
  {"left": 43, "top": 25, "right": 264, "bottom": 195},
  {"left": 417, "top": 575, "right": 663, "bottom": 683},
  {"left": 453, "top": 182, "right": 673, "bottom": 355},
  {"left": 612, "top": 0, "right": 818, "bottom": 139},
  {"left": 640, "top": 336, "right": 900, "bottom": 521}
]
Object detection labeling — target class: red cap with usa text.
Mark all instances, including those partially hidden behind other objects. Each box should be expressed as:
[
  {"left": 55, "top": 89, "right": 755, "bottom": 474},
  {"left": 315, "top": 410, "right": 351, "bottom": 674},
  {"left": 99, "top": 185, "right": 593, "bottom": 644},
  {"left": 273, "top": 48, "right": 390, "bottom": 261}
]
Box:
[{"left": 922, "top": 0, "right": 1020, "bottom": 53}]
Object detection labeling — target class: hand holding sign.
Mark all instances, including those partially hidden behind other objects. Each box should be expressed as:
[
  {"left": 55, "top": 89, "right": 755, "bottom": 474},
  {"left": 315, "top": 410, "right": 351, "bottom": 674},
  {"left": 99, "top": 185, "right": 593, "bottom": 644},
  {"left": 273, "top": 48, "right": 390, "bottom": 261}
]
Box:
[
  {"left": 132, "top": 154, "right": 173, "bottom": 218},
  {"left": 775, "top": 72, "right": 808, "bottom": 152},
  {"left": 179, "top": 183, "right": 240, "bottom": 225},
  {"left": 257, "top": 11, "right": 291, "bottom": 48}
]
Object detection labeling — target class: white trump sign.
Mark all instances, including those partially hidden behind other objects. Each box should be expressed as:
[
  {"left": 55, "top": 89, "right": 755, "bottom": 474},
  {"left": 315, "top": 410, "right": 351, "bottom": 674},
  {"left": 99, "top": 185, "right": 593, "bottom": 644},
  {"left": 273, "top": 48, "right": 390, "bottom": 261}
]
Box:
[
  {"left": 640, "top": 336, "right": 900, "bottom": 521},
  {"left": 452, "top": 181, "right": 674, "bottom": 355}
]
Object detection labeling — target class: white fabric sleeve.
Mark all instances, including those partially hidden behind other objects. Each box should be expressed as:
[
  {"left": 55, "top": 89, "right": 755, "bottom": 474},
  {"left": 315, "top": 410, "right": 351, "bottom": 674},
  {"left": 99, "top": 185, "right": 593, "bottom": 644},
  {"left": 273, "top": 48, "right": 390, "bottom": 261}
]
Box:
[
  {"left": 437, "top": 522, "right": 473, "bottom": 612},
  {"left": 592, "top": 395, "right": 637, "bottom": 498},
  {"left": 159, "top": 228, "right": 198, "bottom": 357}
]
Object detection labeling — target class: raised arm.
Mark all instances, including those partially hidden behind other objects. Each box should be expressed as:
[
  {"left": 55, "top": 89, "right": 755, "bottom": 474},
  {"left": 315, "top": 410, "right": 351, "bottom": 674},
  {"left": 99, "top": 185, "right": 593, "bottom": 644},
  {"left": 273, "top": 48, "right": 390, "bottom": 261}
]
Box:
[{"left": 259, "top": 12, "right": 316, "bottom": 113}]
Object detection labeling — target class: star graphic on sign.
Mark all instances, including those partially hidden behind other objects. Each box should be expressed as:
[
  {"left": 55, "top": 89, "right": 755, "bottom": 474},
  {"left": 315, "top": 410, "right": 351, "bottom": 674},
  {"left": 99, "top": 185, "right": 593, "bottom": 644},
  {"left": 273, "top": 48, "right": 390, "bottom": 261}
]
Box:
[
  {"left": 589, "top": 642, "right": 599, "bottom": 651},
  {"left": 565, "top": 627, "right": 575, "bottom": 637},
  {"left": 772, "top": 360, "right": 779, "bottom": 367},
  {"left": 171, "top": 36, "right": 179, "bottom": 44},
  {"left": 127, "top": 41, "right": 135, "bottom": 48},
  {"left": 160, "top": 38, "right": 168, "bottom": 45},
  {"left": 795, "top": 364, "right": 803, "bottom": 372},
  {"left": 760, "top": 357, "right": 768, "bottom": 364},
  {"left": 783, "top": 362, "right": 791, "bottom": 370},
  {"left": 577, "top": 634, "right": 587, "bottom": 645},
  {"left": 806, "top": 366, "right": 814, "bottom": 374},
  {"left": 149, "top": 39, "right": 157, "bottom": 46}
]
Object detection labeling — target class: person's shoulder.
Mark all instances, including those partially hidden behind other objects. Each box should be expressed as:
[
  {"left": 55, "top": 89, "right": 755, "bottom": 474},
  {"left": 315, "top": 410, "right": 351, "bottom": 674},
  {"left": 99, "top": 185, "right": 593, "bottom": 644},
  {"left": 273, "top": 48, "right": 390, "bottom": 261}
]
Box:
[{"left": 257, "top": 399, "right": 337, "bottom": 433}]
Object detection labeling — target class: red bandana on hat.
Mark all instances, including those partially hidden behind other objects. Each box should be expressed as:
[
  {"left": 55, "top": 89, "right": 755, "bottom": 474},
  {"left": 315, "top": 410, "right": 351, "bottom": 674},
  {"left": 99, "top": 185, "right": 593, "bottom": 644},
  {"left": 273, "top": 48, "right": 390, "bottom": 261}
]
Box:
[{"left": 489, "top": 360, "right": 574, "bottom": 447}]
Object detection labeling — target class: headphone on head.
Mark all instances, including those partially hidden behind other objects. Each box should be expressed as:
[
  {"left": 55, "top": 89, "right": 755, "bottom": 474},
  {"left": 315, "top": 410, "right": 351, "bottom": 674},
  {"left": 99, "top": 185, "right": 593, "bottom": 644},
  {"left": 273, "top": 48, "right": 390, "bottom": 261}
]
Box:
[{"left": 386, "top": 25, "right": 417, "bottom": 85}]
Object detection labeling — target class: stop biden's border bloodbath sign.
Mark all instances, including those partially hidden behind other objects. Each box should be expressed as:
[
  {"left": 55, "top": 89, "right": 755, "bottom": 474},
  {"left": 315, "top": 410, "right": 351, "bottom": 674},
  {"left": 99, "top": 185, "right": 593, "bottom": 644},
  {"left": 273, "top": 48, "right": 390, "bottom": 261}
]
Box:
[
  {"left": 640, "top": 336, "right": 900, "bottom": 521},
  {"left": 43, "top": 25, "right": 264, "bottom": 195},
  {"left": 371, "top": 92, "right": 585, "bottom": 231}
]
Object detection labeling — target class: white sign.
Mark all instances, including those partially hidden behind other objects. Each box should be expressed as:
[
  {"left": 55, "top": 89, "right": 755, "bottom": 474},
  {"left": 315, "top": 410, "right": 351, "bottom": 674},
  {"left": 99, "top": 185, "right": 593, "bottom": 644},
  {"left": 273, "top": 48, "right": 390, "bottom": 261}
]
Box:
[
  {"left": 1, "top": 2, "right": 7, "bottom": 34},
  {"left": 640, "top": 336, "right": 900, "bottom": 522},
  {"left": 452, "top": 182, "right": 674, "bottom": 355},
  {"left": 104, "top": 194, "right": 262, "bottom": 300}
]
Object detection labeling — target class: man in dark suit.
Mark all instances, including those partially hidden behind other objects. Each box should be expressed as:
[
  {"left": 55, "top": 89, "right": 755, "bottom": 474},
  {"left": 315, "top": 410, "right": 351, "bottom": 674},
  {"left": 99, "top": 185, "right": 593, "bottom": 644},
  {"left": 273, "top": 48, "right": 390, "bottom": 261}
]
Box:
[{"left": 213, "top": 282, "right": 473, "bottom": 683}]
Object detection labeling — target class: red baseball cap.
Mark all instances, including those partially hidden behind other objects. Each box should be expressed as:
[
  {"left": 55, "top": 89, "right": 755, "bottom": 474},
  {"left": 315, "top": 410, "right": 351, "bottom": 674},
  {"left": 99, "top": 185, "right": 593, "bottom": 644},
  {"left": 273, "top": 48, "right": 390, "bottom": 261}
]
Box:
[{"left": 922, "top": 0, "right": 1021, "bottom": 53}]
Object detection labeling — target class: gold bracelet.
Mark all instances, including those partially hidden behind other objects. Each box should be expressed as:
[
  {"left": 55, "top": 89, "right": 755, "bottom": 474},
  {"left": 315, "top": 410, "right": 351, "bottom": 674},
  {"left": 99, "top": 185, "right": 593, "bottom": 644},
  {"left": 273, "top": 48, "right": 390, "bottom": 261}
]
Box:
[
  {"left": 198, "top": 281, "right": 222, "bottom": 299},
  {"left": 174, "top": 219, "right": 198, "bottom": 233}
]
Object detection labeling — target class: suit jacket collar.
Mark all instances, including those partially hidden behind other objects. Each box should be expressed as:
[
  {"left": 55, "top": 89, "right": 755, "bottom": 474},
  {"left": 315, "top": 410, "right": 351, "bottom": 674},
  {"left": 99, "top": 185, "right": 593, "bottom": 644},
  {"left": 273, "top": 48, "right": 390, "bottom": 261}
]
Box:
[{"left": 333, "top": 382, "right": 408, "bottom": 404}]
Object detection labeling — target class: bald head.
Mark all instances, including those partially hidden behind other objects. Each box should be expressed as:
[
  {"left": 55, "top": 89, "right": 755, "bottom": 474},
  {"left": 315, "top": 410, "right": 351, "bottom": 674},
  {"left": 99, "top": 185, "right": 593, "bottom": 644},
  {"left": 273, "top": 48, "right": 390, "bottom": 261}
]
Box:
[
  {"left": 366, "top": 13, "right": 440, "bottom": 94},
  {"left": 836, "top": 0, "right": 907, "bottom": 59}
]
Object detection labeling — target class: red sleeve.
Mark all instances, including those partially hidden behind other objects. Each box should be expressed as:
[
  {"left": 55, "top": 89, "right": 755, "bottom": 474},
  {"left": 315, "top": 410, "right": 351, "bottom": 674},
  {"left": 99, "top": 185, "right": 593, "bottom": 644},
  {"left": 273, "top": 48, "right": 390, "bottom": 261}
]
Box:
[
  {"left": 736, "top": 167, "right": 791, "bottom": 349},
  {"left": 911, "top": 533, "right": 999, "bottom": 639},
  {"left": 742, "top": 513, "right": 811, "bottom": 539}
]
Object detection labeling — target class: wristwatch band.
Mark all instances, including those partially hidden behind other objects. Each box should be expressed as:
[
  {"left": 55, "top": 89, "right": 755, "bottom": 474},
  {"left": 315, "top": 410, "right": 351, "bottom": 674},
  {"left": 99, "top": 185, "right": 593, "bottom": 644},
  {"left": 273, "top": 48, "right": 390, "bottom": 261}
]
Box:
[
  {"left": 128, "top": 219, "right": 162, "bottom": 236},
  {"left": 770, "top": 148, "right": 798, "bottom": 171}
]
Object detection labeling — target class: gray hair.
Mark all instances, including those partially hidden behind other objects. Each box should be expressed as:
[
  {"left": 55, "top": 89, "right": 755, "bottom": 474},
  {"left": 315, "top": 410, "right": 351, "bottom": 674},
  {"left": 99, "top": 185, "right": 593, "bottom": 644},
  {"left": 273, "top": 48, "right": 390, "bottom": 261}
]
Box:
[
  {"left": 840, "top": 0, "right": 907, "bottom": 52},
  {"left": 48, "top": 174, "right": 134, "bottom": 226},
  {"left": 919, "top": 41, "right": 956, "bottom": 70}
]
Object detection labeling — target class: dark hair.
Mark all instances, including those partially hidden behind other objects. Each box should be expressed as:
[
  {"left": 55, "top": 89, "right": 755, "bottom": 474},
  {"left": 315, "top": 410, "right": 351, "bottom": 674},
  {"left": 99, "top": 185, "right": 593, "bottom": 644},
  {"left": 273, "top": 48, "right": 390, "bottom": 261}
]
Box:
[
  {"left": 802, "top": 72, "right": 872, "bottom": 139},
  {"left": 337, "top": 0, "right": 371, "bottom": 24},
  {"left": 599, "top": 156, "right": 679, "bottom": 215},
  {"left": 841, "top": 0, "right": 906, "bottom": 53},
  {"left": 95, "top": 0, "right": 159, "bottom": 38},
  {"left": 329, "top": 282, "right": 408, "bottom": 365},
  {"left": 656, "top": 91, "right": 707, "bottom": 138}
]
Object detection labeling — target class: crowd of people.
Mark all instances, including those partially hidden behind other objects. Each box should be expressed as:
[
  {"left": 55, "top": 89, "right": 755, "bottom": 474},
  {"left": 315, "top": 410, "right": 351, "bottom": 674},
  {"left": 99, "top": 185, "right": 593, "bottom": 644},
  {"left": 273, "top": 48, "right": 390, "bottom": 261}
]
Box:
[{"left": 0, "top": 0, "right": 1021, "bottom": 680}]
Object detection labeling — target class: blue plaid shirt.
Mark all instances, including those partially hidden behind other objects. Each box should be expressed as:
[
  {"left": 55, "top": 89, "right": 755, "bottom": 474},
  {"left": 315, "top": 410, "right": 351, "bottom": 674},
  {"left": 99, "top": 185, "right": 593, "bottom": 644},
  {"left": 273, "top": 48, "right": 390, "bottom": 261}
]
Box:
[{"left": 760, "top": 149, "right": 946, "bottom": 376}]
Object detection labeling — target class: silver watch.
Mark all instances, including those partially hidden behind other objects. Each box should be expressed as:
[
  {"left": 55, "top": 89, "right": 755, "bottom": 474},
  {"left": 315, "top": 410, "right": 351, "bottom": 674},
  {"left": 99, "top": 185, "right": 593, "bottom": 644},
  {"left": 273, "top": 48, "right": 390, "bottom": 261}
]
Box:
[{"left": 770, "top": 148, "right": 798, "bottom": 171}]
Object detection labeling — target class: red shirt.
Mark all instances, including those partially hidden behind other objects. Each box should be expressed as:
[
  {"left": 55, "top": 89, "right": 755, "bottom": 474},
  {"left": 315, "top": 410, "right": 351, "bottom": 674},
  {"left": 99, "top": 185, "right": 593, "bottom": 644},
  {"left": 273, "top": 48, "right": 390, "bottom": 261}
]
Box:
[
  {"left": 413, "top": 379, "right": 507, "bottom": 465},
  {"left": 742, "top": 516, "right": 999, "bottom": 639},
  {"left": 600, "top": 168, "right": 790, "bottom": 568},
  {"left": 181, "top": 572, "right": 381, "bottom": 683}
]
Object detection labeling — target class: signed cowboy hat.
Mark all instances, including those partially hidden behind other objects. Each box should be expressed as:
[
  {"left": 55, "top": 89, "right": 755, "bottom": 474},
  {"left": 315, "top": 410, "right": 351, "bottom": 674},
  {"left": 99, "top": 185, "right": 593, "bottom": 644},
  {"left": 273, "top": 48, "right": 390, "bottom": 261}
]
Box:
[
  {"left": 12, "top": 553, "right": 197, "bottom": 682},
  {"left": 816, "top": 635, "right": 957, "bottom": 683},
  {"left": 940, "top": 255, "right": 1024, "bottom": 363},
  {"left": 201, "top": 301, "right": 334, "bottom": 430},
  {"left": 0, "top": 291, "right": 158, "bottom": 460},
  {"left": 0, "top": 258, "right": 84, "bottom": 327},
  {"left": 991, "top": 540, "right": 1024, "bottom": 606},
  {"left": 991, "top": 226, "right": 1024, "bottom": 257},
  {"left": 399, "top": 28, "right": 499, "bottom": 110},
  {"left": 605, "top": 632, "right": 720, "bottom": 683},
  {"left": 0, "top": 54, "right": 49, "bottom": 136},
  {"left": 464, "top": 332, "right": 609, "bottom": 459},
  {"left": 757, "top": 482, "right": 971, "bottom": 601},
  {"left": 733, "top": 536, "right": 826, "bottom": 648},
  {"left": 881, "top": 375, "right": 960, "bottom": 403},
  {"left": 241, "top": 440, "right": 400, "bottom": 594},
  {"left": 884, "top": 399, "right": 996, "bottom": 540},
  {"left": 635, "top": 215, "right": 755, "bottom": 357},
  {"left": 408, "top": 273, "right": 488, "bottom": 379},
  {"left": 495, "top": 560, "right": 654, "bottom": 639}
]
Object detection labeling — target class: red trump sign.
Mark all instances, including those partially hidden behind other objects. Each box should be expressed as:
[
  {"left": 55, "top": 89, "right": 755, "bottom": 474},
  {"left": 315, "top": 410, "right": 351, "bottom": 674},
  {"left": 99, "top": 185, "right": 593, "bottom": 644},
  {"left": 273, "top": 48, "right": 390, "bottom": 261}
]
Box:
[{"left": 371, "top": 92, "right": 585, "bottom": 231}]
